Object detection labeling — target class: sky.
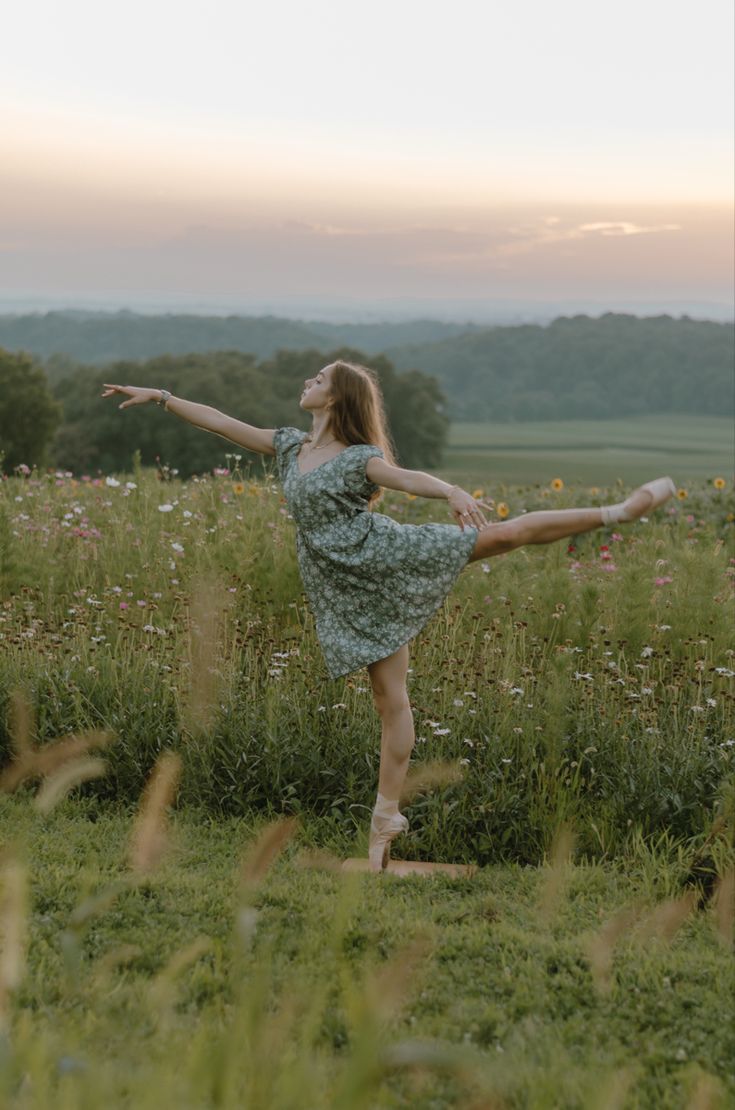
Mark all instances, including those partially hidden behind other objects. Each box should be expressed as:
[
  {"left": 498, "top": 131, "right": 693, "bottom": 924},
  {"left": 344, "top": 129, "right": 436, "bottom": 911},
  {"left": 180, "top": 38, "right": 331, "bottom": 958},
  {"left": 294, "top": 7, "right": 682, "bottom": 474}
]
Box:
[{"left": 1, "top": 0, "right": 733, "bottom": 318}]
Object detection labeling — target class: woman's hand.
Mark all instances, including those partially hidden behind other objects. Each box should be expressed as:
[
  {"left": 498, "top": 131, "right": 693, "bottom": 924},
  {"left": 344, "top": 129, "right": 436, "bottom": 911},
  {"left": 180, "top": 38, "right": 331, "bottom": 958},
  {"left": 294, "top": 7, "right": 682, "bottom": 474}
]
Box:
[
  {"left": 447, "top": 486, "right": 492, "bottom": 530},
  {"left": 101, "top": 384, "right": 159, "bottom": 409}
]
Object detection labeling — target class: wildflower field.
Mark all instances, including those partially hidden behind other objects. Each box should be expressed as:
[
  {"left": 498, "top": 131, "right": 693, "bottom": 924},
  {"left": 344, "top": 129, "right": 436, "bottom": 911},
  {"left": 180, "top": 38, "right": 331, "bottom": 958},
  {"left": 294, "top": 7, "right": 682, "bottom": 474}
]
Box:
[{"left": 0, "top": 455, "right": 733, "bottom": 1108}]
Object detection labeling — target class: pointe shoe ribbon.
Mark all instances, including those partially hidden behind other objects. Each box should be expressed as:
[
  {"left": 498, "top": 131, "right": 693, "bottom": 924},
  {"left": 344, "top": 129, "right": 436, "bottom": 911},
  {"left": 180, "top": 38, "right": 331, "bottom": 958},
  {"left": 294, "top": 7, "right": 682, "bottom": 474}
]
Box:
[
  {"left": 601, "top": 477, "right": 676, "bottom": 525},
  {"left": 368, "top": 811, "right": 409, "bottom": 872}
]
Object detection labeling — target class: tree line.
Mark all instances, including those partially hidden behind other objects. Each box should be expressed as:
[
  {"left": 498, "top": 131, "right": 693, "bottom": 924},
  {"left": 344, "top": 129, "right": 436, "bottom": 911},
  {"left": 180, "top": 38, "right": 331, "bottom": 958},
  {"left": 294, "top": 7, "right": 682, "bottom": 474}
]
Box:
[
  {"left": 386, "top": 313, "right": 733, "bottom": 421},
  {"left": 0, "top": 311, "right": 469, "bottom": 370},
  {"left": 0, "top": 310, "right": 730, "bottom": 423},
  {"left": 1, "top": 312, "right": 731, "bottom": 473},
  {"left": 0, "top": 347, "right": 448, "bottom": 475}
]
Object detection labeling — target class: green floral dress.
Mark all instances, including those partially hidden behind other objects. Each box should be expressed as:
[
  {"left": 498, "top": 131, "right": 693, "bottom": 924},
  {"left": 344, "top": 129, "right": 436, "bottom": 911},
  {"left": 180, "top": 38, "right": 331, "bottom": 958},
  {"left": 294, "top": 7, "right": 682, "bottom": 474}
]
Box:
[{"left": 273, "top": 427, "right": 478, "bottom": 680}]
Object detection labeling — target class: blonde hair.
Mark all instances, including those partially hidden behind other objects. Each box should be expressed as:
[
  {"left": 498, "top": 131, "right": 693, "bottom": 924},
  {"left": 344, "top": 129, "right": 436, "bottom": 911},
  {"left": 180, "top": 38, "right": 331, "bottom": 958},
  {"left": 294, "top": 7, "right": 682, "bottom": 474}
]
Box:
[{"left": 325, "top": 360, "right": 397, "bottom": 508}]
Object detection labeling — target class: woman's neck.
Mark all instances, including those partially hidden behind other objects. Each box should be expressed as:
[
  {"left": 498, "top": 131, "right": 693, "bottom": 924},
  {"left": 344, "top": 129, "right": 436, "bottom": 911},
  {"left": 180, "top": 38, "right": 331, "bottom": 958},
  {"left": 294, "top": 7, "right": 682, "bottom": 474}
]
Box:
[{"left": 308, "top": 413, "right": 335, "bottom": 444}]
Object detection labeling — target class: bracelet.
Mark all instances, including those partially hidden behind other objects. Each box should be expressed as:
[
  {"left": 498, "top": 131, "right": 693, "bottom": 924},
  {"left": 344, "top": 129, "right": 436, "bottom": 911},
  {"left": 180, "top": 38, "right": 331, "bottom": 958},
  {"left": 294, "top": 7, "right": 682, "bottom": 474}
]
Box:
[{"left": 156, "top": 389, "right": 172, "bottom": 408}]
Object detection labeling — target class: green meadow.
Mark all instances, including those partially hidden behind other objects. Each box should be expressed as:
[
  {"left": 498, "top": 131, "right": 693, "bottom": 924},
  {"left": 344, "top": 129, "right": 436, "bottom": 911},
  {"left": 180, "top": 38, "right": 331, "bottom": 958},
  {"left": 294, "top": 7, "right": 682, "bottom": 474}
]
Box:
[
  {"left": 1, "top": 797, "right": 733, "bottom": 1109},
  {"left": 441, "top": 415, "right": 733, "bottom": 488},
  {"left": 0, "top": 452, "right": 733, "bottom": 1107}
]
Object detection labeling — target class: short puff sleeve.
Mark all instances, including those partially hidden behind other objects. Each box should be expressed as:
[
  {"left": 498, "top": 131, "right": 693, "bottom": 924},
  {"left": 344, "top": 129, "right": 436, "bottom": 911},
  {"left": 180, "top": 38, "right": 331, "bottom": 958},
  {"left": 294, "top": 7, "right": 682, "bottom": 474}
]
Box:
[
  {"left": 346, "top": 444, "right": 384, "bottom": 497},
  {"left": 272, "top": 426, "right": 306, "bottom": 484}
]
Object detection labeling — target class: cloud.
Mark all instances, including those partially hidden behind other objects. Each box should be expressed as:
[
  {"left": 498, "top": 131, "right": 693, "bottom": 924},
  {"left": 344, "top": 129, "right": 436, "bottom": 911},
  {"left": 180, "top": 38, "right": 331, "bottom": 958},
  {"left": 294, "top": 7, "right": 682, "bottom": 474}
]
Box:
[
  {"left": 114, "top": 215, "right": 690, "bottom": 290},
  {"left": 579, "top": 221, "right": 682, "bottom": 236},
  {"left": 279, "top": 220, "right": 366, "bottom": 237},
  {"left": 486, "top": 218, "right": 682, "bottom": 260}
]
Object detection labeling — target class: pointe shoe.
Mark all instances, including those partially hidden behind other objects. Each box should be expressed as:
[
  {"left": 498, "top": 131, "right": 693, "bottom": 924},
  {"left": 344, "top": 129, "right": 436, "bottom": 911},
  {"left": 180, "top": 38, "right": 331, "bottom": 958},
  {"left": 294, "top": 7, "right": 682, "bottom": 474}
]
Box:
[
  {"left": 601, "top": 477, "right": 676, "bottom": 525},
  {"left": 368, "top": 811, "right": 409, "bottom": 872}
]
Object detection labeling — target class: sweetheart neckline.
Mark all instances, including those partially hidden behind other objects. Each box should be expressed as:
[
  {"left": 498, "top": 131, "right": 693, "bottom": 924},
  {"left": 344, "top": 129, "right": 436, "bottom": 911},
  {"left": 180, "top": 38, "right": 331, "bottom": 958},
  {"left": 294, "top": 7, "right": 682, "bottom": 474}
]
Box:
[{"left": 293, "top": 440, "right": 361, "bottom": 478}]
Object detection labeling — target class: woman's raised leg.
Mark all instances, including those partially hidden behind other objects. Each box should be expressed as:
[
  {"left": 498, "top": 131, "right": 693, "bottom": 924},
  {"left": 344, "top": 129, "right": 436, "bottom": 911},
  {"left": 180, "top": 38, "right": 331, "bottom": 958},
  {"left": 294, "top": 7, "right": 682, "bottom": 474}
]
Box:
[
  {"left": 467, "top": 477, "right": 675, "bottom": 563},
  {"left": 467, "top": 506, "right": 603, "bottom": 561}
]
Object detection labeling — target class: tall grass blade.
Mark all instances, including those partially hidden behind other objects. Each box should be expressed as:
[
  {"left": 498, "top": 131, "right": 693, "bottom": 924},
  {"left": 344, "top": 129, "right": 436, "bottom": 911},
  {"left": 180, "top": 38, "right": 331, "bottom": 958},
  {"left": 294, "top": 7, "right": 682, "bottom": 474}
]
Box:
[
  {"left": 239, "top": 817, "right": 300, "bottom": 892},
  {"left": 0, "top": 729, "right": 114, "bottom": 793},
  {"left": 712, "top": 867, "right": 734, "bottom": 948},
  {"left": 128, "top": 751, "right": 182, "bottom": 875},
  {"left": 538, "top": 822, "right": 576, "bottom": 920},
  {"left": 0, "top": 854, "right": 27, "bottom": 1036},
  {"left": 180, "top": 572, "right": 233, "bottom": 737},
  {"left": 585, "top": 905, "right": 641, "bottom": 994},
  {"left": 34, "top": 757, "right": 107, "bottom": 814},
  {"left": 401, "top": 759, "right": 465, "bottom": 802}
]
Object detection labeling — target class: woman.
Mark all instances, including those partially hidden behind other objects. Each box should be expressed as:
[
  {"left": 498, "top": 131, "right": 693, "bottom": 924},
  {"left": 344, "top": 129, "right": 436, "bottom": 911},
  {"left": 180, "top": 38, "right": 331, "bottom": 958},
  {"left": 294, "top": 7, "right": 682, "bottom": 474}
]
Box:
[{"left": 102, "top": 361, "right": 675, "bottom": 871}]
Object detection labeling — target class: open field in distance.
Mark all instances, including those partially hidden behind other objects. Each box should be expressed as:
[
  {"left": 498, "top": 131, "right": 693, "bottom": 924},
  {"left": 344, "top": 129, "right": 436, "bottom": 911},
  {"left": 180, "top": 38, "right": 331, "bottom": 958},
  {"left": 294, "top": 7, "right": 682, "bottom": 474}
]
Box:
[{"left": 440, "top": 415, "right": 733, "bottom": 488}]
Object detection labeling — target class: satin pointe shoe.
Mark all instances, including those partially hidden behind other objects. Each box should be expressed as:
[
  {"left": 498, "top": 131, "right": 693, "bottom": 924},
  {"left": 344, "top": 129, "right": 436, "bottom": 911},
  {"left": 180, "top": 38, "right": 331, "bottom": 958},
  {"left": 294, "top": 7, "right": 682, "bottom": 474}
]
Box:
[
  {"left": 601, "top": 477, "right": 676, "bottom": 525},
  {"left": 368, "top": 811, "right": 409, "bottom": 872}
]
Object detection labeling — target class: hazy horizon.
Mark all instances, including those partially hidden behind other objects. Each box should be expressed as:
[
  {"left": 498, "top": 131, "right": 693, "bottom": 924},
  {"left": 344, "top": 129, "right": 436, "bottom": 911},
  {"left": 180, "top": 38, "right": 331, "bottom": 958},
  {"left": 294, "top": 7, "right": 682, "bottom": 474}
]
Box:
[{"left": 1, "top": 293, "right": 732, "bottom": 327}]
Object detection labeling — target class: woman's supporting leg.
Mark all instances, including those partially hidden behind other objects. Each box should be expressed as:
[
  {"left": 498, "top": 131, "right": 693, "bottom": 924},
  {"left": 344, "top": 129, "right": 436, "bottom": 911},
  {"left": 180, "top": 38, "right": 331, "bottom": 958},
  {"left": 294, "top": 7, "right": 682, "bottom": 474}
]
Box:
[
  {"left": 367, "top": 642, "right": 414, "bottom": 801},
  {"left": 366, "top": 643, "right": 414, "bottom": 869}
]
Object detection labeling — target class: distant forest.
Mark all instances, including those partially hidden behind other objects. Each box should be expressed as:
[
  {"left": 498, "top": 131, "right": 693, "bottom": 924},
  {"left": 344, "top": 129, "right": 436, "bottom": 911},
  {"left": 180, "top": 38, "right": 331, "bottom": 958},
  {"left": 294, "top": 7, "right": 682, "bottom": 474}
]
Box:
[
  {"left": 0, "top": 310, "right": 732, "bottom": 424},
  {"left": 0, "top": 346, "right": 449, "bottom": 475}
]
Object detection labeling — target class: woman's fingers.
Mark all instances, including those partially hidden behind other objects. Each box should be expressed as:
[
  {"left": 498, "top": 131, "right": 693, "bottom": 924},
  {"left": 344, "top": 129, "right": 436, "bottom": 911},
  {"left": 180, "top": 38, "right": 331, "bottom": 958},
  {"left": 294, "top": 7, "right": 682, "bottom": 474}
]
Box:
[
  {"left": 465, "top": 503, "right": 489, "bottom": 527},
  {"left": 100, "top": 384, "right": 148, "bottom": 409},
  {"left": 456, "top": 508, "right": 488, "bottom": 530}
]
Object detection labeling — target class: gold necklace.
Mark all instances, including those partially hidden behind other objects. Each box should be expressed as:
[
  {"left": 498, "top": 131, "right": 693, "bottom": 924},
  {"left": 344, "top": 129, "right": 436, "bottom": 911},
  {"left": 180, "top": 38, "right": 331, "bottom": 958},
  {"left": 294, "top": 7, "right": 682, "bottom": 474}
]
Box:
[{"left": 304, "top": 436, "right": 338, "bottom": 451}]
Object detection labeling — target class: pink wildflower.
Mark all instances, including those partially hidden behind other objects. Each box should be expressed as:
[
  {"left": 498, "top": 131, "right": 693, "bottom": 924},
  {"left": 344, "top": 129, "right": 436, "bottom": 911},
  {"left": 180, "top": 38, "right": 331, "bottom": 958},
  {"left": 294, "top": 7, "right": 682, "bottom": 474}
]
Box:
[{"left": 654, "top": 576, "right": 674, "bottom": 586}]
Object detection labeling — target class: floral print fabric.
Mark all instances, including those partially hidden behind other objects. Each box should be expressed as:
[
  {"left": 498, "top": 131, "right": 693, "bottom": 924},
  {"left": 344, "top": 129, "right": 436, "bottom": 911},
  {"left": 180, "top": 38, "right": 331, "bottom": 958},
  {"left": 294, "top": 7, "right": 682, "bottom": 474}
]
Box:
[{"left": 273, "top": 426, "right": 478, "bottom": 680}]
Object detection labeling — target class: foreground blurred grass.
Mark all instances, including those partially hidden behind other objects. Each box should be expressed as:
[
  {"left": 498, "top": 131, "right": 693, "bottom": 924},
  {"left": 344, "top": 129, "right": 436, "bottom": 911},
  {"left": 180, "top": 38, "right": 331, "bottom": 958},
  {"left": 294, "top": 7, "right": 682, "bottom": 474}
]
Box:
[
  {"left": 1, "top": 465, "right": 733, "bottom": 861},
  {"left": 1, "top": 795, "right": 733, "bottom": 1109}
]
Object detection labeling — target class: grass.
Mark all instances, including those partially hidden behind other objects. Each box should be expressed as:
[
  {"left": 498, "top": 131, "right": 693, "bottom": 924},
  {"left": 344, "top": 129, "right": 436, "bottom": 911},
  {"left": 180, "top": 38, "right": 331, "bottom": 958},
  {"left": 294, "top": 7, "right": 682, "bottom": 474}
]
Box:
[
  {"left": 1, "top": 795, "right": 733, "bottom": 1109},
  {"left": 0, "top": 468, "right": 733, "bottom": 861},
  {"left": 441, "top": 415, "right": 733, "bottom": 487},
  {"left": 0, "top": 449, "right": 733, "bottom": 1107}
]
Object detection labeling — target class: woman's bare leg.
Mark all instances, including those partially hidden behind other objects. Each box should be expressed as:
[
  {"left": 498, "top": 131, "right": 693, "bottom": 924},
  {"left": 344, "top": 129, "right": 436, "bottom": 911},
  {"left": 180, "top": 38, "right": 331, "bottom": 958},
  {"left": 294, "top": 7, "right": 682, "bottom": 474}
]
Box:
[
  {"left": 467, "top": 506, "right": 604, "bottom": 562},
  {"left": 367, "top": 642, "right": 414, "bottom": 800},
  {"left": 467, "top": 480, "right": 675, "bottom": 563}
]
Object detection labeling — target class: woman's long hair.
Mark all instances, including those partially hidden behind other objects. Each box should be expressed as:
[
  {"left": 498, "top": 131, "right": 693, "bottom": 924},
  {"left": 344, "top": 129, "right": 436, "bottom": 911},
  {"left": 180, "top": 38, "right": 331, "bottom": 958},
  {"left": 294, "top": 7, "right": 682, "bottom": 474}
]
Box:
[{"left": 325, "top": 360, "right": 397, "bottom": 508}]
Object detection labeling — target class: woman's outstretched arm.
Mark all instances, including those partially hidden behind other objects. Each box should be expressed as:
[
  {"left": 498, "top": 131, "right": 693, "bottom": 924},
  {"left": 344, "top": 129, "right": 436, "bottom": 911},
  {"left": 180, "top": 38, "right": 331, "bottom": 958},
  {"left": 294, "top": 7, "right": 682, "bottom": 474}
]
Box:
[
  {"left": 100, "top": 385, "right": 276, "bottom": 455},
  {"left": 366, "top": 456, "right": 491, "bottom": 531}
]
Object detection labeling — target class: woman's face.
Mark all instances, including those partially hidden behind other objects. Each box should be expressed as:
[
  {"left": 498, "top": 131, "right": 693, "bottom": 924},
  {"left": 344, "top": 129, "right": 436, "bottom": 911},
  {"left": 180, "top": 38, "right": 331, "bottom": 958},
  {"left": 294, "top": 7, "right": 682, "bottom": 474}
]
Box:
[{"left": 300, "top": 364, "right": 334, "bottom": 412}]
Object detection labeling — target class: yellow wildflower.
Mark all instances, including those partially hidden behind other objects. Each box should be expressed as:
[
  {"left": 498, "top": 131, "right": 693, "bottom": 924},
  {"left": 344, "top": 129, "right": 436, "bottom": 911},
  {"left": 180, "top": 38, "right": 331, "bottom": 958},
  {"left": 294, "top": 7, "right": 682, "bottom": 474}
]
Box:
[
  {"left": 713, "top": 477, "right": 726, "bottom": 490},
  {"left": 232, "top": 482, "right": 245, "bottom": 495},
  {"left": 551, "top": 478, "right": 564, "bottom": 491},
  {"left": 496, "top": 502, "right": 510, "bottom": 519},
  {"left": 471, "top": 488, "right": 484, "bottom": 499},
  {"left": 676, "top": 488, "right": 688, "bottom": 500},
  {"left": 406, "top": 493, "right": 417, "bottom": 500}
]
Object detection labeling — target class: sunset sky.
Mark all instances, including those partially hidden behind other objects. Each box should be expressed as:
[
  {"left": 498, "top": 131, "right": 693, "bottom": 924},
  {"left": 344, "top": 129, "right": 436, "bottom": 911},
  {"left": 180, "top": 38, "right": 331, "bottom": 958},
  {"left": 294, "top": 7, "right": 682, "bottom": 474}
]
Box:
[{"left": 2, "top": 0, "right": 733, "bottom": 317}]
